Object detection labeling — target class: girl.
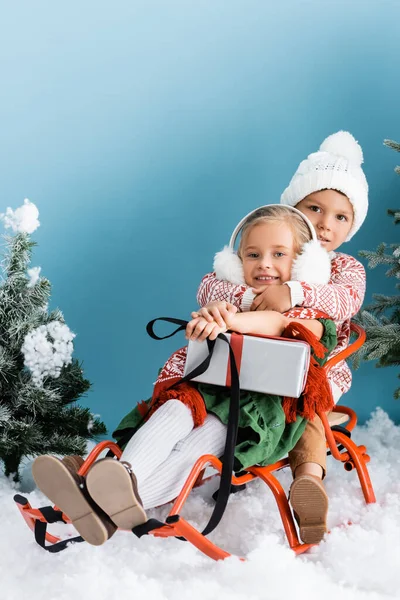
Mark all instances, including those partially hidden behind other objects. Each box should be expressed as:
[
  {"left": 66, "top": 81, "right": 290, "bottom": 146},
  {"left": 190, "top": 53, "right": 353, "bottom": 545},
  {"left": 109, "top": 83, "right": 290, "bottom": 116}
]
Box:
[{"left": 32, "top": 205, "right": 337, "bottom": 547}]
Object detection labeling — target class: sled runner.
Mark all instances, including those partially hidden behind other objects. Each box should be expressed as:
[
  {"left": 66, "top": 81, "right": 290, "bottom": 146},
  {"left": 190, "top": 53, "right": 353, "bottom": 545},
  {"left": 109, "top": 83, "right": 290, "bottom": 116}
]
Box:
[{"left": 14, "top": 322, "right": 375, "bottom": 559}]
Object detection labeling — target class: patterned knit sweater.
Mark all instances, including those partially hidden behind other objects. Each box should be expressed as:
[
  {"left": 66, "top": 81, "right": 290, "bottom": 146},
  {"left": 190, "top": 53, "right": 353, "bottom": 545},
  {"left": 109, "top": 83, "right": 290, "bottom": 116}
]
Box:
[{"left": 196, "top": 252, "right": 366, "bottom": 395}]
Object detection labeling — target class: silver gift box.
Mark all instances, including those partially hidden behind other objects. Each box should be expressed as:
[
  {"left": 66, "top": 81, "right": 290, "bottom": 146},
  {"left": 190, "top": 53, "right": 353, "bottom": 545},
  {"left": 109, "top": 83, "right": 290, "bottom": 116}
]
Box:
[{"left": 183, "top": 333, "right": 310, "bottom": 398}]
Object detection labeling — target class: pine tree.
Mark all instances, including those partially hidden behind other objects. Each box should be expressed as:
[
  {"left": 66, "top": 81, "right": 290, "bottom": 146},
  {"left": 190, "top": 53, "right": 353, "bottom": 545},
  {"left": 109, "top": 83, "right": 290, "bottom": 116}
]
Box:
[
  {"left": 353, "top": 140, "right": 400, "bottom": 398},
  {"left": 0, "top": 200, "right": 106, "bottom": 481}
]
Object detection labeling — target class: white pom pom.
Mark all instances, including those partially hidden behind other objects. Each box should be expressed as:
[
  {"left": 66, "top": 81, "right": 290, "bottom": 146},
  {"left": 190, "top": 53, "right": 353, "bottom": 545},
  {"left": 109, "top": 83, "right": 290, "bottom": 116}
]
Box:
[
  {"left": 213, "top": 246, "right": 245, "bottom": 285},
  {"left": 291, "top": 239, "right": 331, "bottom": 284},
  {"left": 319, "top": 131, "right": 363, "bottom": 166}
]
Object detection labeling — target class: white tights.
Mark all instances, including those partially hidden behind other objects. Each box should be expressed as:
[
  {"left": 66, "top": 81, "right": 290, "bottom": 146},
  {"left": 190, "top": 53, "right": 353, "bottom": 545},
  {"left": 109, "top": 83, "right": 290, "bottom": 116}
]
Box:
[{"left": 120, "top": 399, "right": 227, "bottom": 510}]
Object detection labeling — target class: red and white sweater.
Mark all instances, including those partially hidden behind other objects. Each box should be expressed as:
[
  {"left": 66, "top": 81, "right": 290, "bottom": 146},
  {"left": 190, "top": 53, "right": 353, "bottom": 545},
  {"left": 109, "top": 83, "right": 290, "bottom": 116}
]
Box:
[{"left": 196, "top": 252, "right": 366, "bottom": 396}]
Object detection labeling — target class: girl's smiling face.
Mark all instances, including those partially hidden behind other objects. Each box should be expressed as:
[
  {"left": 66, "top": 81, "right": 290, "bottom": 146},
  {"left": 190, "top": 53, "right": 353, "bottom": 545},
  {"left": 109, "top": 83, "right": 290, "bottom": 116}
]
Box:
[
  {"left": 241, "top": 221, "right": 296, "bottom": 287},
  {"left": 296, "top": 190, "right": 354, "bottom": 252}
]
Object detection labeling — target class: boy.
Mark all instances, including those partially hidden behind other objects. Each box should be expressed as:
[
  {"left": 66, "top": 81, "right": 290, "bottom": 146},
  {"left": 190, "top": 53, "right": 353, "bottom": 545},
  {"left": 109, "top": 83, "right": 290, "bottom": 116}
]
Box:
[{"left": 195, "top": 131, "right": 368, "bottom": 543}]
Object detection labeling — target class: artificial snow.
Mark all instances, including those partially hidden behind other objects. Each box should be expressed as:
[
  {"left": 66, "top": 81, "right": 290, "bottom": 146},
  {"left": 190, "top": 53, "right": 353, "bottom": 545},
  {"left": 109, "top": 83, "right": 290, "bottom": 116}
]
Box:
[
  {"left": 0, "top": 199, "right": 40, "bottom": 234},
  {"left": 27, "top": 267, "right": 42, "bottom": 289},
  {"left": 22, "top": 322, "right": 75, "bottom": 386},
  {"left": 2, "top": 407, "right": 400, "bottom": 600}
]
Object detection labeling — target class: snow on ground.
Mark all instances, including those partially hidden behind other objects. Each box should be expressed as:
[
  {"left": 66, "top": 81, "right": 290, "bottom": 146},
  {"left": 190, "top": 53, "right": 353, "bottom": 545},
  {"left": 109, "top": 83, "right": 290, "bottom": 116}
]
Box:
[{"left": 2, "top": 408, "right": 400, "bottom": 600}]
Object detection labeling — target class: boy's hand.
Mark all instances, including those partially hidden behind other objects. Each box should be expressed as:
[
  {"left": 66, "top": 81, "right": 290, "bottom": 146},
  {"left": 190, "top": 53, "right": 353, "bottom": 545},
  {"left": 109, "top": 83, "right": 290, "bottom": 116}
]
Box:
[
  {"left": 191, "top": 301, "right": 238, "bottom": 328},
  {"left": 251, "top": 284, "right": 292, "bottom": 313},
  {"left": 186, "top": 316, "right": 227, "bottom": 342}
]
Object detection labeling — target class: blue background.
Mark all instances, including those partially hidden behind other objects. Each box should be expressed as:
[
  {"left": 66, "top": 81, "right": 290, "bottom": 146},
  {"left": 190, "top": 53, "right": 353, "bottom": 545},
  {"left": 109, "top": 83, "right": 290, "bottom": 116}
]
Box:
[{"left": 0, "top": 1, "right": 399, "bottom": 433}]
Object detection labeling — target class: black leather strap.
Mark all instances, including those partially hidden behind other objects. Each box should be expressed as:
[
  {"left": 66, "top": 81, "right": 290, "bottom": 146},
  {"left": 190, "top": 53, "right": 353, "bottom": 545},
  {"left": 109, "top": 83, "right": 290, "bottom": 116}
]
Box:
[
  {"left": 146, "top": 317, "right": 241, "bottom": 538},
  {"left": 34, "top": 515, "right": 84, "bottom": 553},
  {"left": 147, "top": 317, "right": 217, "bottom": 384},
  {"left": 132, "top": 518, "right": 167, "bottom": 539},
  {"left": 38, "top": 506, "right": 67, "bottom": 524},
  {"left": 14, "top": 495, "right": 85, "bottom": 553}
]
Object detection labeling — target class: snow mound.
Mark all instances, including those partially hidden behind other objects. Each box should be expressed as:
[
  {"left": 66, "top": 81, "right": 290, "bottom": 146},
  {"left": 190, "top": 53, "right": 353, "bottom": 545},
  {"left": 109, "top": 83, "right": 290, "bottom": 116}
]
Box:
[{"left": 2, "top": 408, "right": 400, "bottom": 600}]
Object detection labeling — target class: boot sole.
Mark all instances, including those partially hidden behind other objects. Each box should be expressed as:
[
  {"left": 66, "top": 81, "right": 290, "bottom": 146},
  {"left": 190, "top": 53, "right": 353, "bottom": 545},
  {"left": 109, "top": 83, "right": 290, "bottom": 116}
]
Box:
[
  {"left": 86, "top": 460, "right": 147, "bottom": 530},
  {"left": 290, "top": 475, "right": 328, "bottom": 544},
  {"left": 32, "top": 455, "right": 110, "bottom": 546}
]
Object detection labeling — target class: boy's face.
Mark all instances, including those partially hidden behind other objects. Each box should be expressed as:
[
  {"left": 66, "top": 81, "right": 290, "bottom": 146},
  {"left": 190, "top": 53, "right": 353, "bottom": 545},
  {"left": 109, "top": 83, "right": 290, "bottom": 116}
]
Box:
[
  {"left": 295, "top": 190, "right": 354, "bottom": 252},
  {"left": 241, "top": 221, "right": 295, "bottom": 287}
]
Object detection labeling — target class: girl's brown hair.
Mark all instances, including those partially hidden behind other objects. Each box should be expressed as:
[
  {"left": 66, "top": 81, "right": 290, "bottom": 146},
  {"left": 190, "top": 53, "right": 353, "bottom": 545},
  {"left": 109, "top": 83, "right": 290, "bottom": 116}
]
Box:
[{"left": 237, "top": 205, "right": 311, "bottom": 258}]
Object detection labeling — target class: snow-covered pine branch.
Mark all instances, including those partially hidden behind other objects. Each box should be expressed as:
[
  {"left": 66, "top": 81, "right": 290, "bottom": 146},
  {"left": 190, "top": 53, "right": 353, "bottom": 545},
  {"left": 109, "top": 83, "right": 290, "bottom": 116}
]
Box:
[{"left": 0, "top": 199, "right": 106, "bottom": 481}]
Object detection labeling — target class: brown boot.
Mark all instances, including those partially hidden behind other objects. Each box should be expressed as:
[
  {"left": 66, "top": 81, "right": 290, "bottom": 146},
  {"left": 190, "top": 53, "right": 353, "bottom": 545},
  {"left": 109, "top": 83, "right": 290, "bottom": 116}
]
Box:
[
  {"left": 289, "top": 474, "right": 328, "bottom": 544},
  {"left": 85, "top": 458, "right": 147, "bottom": 530},
  {"left": 61, "top": 455, "right": 85, "bottom": 473},
  {"left": 32, "top": 455, "right": 117, "bottom": 546}
]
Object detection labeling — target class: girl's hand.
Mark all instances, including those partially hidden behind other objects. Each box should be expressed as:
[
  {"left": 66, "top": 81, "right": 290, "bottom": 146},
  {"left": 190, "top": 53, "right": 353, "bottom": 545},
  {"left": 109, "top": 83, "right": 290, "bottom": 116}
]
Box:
[
  {"left": 218, "top": 306, "right": 238, "bottom": 330},
  {"left": 186, "top": 316, "right": 227, "bottom": 342},
  {"left": 191, "top": 301, "right": 238, "bottom": 328}
]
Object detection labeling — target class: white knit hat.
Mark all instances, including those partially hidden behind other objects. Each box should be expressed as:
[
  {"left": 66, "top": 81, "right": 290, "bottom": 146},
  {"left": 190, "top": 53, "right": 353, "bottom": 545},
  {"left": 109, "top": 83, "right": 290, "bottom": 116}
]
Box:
[
  {"left": 213, "top": 204, "right": 331, "bottom": 285},
  {"left": 280, "top": 131, "right": 368, "bottom": 241}
]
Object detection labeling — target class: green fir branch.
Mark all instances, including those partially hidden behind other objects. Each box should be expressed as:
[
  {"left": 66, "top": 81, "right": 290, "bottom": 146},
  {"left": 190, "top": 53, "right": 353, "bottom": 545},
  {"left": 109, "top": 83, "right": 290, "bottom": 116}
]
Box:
[
  {"left": 3, "top": 234, "right": 36, "bottom": 277},
  {"left": 384, "top": 139, "right": 400, "bottom": 153},
  {"left": 359, "top": 245, "right": 397, "bottom": 269},
  {"left": 46, "top": 359, "right": 91, "bottom": 403},
  {"left": 387, "top": 209, "right": 400, "bottom": 223},
  {"left": 354, "top": 142, "right": 399, "bottom": 400},
  {"left": 364, "top": 294, "right": 400, "bottom": 316}
]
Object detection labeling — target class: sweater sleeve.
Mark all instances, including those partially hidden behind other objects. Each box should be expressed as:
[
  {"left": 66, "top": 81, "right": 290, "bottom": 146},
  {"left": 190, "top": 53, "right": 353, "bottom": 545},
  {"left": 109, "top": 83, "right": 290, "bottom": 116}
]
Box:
[
  {"left": 196, "top": 272, "right": 256, "bottom": 312},
  {"left": 298, "top": 254, "right": 366, "bottom": 320}
]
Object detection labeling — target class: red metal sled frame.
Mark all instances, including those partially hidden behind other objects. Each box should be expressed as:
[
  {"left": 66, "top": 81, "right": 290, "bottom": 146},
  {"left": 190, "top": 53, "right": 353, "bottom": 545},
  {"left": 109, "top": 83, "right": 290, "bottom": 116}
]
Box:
[{"left": 15, "top": 323, "right": 375, "bottom": 559}]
